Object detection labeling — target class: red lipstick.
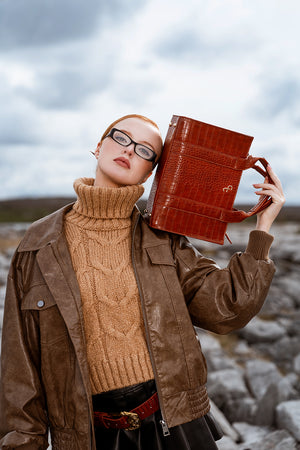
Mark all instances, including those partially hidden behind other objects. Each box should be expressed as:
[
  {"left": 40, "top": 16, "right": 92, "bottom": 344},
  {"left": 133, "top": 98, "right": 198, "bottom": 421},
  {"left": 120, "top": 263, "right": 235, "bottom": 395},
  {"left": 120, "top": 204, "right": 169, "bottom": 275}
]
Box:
[{"left": 113, "top": 157, "right": 130, "bottom": 169}]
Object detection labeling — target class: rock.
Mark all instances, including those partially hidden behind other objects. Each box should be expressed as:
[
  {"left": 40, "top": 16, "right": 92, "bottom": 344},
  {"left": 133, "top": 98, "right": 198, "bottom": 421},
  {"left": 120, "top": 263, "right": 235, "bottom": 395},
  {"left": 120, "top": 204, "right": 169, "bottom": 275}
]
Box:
[
  {"left": 223, "top": 397, "right": 257, "bottom": 424},
  {"left": 254, "top": 381, "right": 293, "bottom": 427},
  {"left": 232, "top": 422, "right": 271, "bottom": 448},
  {"left": 207, "top": 369, "right": 248, "bottom": 408},
  {"left": 255, "top": 336, "right": 300, "bottom": 371},
  {"left": 234, "top": 340, "right": 252, "bottom": 356},
  {"left": 288, "top": 320, "right": 300, "bottom": 337},
  {"left": 216, "top": 435, "right": 239, "bottom": 449},
  {"left": 277, "top": 376, "right": 299, "bottom": 401},
  {"left": 261, "top": 285, "right": 296, "bottom": 315},
  {"left": 251, "top": 429, "right": 297, "bottom": 450},
  {"left": 294, "top": 354, "right": 300, "bottom": 374},
  {"left": 209, "top": 400, "right": 239, "bottom": 443},
  {"left": 239, "top": 317, "right": 286, "bottom": 344},
  {"left": 277, "top": 277, "right": 300, "bottom": 307},
  {"left": 0, "top": 253, "right": 10, "bottom": 269},
  {"left": 245, "top": 359, "right": 282, "bottom": 399},
  {"left": 276, "top": 400, "right": 300, "bottom": 442},
  {"left": 286, "top": 373, "right": 300, "bottom": 390},
  {"left": 206, "top": 353, "right": 238, "bottom": 372},
  {"left": 195, "top": 329, "right": 221, "bottom": 353},
  {"left": 0, "top": 268, "right": 9, "bottom": 287},
  {"left": 0, "top": 285, "right": 6, "bottom": 304}
]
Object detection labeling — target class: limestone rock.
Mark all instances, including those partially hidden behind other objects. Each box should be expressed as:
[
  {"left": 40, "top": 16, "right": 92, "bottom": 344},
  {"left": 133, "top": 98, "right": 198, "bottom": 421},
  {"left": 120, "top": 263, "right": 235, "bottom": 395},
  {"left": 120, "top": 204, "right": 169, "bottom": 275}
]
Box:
[
  {"left": 209, "top": 400, "right": 239, "bottom": 443},
  {"left": 276, "top": 400, "right": 300, "bottom": 441},
  {"left": 232, "top": 422, "right": 271, "bottom": 448},
  {"left": 239, "top": 317, "right": 286, "bottom": 344},
  {"left": 294, "top": 353, "right": 300, "bottom": 374},
  {"left": 207, "top": 369, "right": 248, "bottom": 408},
  {"left": 245, "top": 359, "right": 282, "bottom": 399},
  {"left": 223, "top": 397, "right": 257, "bottom": 424},
  {"left": 251, "top": 429, "right": 297, "bottom": 450},
  {"left": 216, "top": 436, "right": 239, "bottom": 450}
]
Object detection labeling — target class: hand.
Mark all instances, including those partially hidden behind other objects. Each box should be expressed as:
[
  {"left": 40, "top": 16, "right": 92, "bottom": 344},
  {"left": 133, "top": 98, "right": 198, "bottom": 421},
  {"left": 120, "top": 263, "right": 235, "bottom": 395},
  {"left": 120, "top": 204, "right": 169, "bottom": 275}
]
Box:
[{"left": 253, "top": 165, "right": 285, "bottom": 233}]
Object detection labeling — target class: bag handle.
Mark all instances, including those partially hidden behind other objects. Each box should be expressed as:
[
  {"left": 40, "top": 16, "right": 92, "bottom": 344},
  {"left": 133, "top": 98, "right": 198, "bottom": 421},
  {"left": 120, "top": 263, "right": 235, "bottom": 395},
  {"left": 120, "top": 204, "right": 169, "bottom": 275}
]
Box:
[{"left": 222, "top": 156, "right": 273, "bottom": 223}]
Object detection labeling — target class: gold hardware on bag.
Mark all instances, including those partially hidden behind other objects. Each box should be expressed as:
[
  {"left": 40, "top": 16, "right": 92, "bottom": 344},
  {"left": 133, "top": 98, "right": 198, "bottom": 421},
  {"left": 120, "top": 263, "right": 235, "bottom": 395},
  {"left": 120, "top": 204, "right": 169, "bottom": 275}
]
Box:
[
  {"left": 120, "top": 411, "right": 141, "bottom": 430},
  {"left": 223, "top": 185, "right": 233, "bottom": 192}
]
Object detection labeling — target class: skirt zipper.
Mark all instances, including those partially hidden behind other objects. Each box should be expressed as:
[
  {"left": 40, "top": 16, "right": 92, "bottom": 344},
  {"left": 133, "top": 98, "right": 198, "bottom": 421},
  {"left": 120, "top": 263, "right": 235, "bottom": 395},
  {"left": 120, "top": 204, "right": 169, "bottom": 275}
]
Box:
[{"left": 131, "top": 214, "right": 170, "bottom": 437}]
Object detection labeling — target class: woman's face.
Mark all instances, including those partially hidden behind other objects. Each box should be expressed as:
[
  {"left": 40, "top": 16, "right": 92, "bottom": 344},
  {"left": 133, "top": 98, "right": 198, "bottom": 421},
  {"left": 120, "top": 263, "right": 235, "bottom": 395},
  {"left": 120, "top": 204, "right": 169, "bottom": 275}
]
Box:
[{"left": 94, "top": 117, "right": 162, "bottom": 188}]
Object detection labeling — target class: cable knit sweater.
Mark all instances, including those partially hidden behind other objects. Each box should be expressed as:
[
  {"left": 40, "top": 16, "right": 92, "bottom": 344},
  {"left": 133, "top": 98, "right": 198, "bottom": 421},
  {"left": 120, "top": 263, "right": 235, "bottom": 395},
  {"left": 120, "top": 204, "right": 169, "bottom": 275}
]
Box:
[{"left": 64, "top": 178, "right": 154, "bottom": 394}]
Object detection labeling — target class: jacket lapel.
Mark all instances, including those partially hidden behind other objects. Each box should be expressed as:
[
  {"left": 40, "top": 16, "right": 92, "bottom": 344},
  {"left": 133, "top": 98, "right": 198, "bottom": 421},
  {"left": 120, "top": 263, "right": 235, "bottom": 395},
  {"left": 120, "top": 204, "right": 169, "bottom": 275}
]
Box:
[{"left": 36, "top": 233, "right": 93, "bottom": 409}]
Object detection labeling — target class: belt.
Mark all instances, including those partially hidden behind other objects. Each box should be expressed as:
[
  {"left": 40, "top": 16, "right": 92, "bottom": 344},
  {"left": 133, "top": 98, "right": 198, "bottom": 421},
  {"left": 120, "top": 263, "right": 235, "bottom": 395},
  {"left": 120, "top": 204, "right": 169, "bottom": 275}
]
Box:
[{"left": 94, "top": 391, "right": 159, "bottom": 430}]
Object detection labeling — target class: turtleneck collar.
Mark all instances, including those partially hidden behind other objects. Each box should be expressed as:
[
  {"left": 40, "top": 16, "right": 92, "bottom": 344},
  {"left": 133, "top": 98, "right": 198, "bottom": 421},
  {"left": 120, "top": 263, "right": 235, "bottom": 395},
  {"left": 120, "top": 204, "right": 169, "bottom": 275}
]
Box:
[{"left": 71, "top": 177, "right": 144, "bottom": 220}]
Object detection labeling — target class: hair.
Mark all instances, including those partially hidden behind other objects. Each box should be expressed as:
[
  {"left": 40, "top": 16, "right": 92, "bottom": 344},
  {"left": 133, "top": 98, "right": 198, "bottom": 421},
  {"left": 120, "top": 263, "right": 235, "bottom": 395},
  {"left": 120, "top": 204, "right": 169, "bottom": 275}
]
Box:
[{"left": 99, "top": 114, "right": 161, "bottom": 144}]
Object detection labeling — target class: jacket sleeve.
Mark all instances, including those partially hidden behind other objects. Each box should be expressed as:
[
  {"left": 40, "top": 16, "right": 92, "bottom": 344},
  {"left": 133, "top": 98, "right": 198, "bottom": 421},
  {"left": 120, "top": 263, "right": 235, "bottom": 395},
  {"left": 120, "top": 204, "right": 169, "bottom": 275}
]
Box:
[
  {"left": 0, "top": 252, "right": 49, "bottom": 449},
  {"left": 172, "top": 230, "right": 276, "bottom": 334}
]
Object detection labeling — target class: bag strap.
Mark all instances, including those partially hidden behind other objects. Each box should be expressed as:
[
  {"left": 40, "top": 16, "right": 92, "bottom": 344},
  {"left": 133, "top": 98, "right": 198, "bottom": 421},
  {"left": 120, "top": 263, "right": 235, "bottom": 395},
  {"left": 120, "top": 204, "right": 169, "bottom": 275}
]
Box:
[{"left": 222, "top": 156, "right": 273, "bottom": 223}]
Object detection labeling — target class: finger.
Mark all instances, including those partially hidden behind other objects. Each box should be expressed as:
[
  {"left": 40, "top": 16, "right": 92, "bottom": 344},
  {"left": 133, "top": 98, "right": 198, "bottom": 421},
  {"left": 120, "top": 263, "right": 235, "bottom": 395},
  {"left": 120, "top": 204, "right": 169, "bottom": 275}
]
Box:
[
  {"left": 253, "top": 183, "right": 278, "bottom": 190},
  {"left": 266, "top": 165, "right": 282, "bottom": 188},
  {"left": 254, "top": 190, "right": 283, "bottom": 204}
]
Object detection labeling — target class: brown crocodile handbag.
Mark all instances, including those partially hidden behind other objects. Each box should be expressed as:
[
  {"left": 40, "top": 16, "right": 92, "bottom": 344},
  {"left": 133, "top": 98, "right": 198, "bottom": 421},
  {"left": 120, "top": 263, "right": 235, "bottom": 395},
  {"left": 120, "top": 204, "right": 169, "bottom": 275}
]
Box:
[{"left": 146, "top": 115, "right": 272, "bottom": 244}]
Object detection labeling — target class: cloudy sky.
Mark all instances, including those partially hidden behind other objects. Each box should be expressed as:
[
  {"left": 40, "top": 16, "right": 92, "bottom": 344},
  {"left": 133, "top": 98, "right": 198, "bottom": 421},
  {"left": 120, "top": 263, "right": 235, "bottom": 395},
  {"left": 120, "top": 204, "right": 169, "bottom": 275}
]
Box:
[{"left": 1, "top": 0, "right": 299, "bottom": 204}]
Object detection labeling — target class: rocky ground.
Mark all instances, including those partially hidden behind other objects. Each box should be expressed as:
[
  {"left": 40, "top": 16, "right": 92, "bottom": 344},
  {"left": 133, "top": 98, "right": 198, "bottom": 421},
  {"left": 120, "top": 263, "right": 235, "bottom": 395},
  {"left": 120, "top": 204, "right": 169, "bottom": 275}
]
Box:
[{"left": 0, "top": 221, "right": 299, "bottom": 449}]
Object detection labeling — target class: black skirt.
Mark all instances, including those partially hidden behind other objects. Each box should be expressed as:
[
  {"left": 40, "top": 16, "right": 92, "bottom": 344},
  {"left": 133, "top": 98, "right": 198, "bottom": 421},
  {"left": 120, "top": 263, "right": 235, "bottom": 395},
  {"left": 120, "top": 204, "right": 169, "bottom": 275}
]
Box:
[{"left": 92, "top": 380, "right": 222, "bottom": 450}]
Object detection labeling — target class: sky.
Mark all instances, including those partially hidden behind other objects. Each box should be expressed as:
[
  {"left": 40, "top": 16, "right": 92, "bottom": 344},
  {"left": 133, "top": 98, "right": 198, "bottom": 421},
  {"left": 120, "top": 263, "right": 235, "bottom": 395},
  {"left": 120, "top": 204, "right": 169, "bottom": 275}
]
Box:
[{"left": 0, "top": 0, "right": 299, "bottom": 204}]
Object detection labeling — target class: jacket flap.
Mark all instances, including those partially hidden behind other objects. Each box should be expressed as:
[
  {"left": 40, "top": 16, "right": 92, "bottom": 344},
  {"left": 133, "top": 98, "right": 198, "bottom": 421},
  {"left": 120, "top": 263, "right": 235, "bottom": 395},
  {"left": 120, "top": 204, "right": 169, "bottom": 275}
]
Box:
[
  {"left": 21, "top": 284, "right": 56, "bottom": 310},
  {"left": 146, "top": 245, "right": 176, "bottom": 266}
]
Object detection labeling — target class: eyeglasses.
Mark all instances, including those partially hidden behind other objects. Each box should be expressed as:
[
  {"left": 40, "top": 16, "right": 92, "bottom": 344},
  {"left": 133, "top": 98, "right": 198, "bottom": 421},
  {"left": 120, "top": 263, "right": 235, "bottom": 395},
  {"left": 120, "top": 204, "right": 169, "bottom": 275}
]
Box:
[{"left": 105, "top": 128, "right": 157, "bottom": 163}]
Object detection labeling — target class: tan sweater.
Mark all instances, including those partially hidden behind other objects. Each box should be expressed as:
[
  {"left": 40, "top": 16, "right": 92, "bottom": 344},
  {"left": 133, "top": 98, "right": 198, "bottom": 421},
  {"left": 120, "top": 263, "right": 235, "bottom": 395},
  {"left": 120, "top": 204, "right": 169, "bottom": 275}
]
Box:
[{"left": 64, "top": 178, "right": 154, "bottom": 394}]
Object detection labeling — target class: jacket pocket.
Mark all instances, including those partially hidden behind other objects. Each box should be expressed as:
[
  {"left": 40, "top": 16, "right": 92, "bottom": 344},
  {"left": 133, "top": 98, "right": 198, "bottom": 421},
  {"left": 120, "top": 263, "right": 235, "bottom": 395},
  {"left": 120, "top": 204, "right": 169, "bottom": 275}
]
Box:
[
  {"left": 21, "top": 283, "right": 56, "bottom": 311},
  {"left": 21, "top": 284, "right": 69, "bottom": 345},
  {"left": 146, "top": 245, "right": 176, "bottom": 266}
]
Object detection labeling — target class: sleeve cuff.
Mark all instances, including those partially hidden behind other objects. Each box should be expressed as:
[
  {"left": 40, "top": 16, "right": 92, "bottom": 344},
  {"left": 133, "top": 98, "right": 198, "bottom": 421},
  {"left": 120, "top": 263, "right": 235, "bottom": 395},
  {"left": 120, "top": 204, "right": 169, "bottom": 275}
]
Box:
[{"left": 245, "top": 230, "right": 274, "bottom": 260}]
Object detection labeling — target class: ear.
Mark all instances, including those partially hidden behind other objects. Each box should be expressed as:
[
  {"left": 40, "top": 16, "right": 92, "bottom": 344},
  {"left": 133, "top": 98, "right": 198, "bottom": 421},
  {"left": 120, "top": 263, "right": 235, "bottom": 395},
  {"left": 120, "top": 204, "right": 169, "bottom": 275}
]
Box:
[{"left": 94, "top": 142, "right": 101, "bottom": 159}]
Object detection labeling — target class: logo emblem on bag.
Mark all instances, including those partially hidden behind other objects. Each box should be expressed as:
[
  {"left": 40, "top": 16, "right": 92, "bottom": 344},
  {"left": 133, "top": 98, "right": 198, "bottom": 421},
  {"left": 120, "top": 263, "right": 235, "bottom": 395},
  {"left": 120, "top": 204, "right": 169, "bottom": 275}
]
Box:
[{"left": 223, "top": 185, "right": 233, "bottom": 192}]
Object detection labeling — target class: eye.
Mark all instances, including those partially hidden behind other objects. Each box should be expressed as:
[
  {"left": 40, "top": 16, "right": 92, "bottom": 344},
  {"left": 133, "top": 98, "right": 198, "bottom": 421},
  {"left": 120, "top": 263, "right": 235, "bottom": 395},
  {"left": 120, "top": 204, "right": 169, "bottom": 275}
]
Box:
[
  {"left": 138, "top": 146, "right": 152, "bottom": 157},
  {"left": 115, "top": 135, "right": 127, "bottom": 143},
  {"left": 115, "top": 136, "right": 127, "bottom": 142},
  {"left": 113, "top": 130, "right": 130, "bottom": 145}
]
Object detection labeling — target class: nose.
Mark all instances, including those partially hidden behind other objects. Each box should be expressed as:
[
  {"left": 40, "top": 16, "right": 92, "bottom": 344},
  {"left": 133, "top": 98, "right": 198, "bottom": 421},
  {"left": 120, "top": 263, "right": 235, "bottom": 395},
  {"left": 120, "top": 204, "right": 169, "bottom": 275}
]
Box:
[{"left": 122, "top": 144, "right": 134, "bottom": 156}]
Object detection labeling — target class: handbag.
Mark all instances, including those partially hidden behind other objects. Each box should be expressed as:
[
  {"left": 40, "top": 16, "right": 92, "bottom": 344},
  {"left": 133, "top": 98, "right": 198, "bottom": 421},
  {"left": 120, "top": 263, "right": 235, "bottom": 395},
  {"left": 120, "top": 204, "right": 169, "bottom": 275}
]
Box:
[{"left": 146, "top": 115, "right": 272, "bottom": 245}]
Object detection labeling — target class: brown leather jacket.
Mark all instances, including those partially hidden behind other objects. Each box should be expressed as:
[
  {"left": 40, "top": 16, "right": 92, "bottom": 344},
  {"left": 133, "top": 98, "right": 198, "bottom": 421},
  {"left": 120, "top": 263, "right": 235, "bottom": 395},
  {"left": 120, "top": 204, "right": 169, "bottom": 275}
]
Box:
[{"left": 0, "top": 204, "right": 275, "bottom": 449}]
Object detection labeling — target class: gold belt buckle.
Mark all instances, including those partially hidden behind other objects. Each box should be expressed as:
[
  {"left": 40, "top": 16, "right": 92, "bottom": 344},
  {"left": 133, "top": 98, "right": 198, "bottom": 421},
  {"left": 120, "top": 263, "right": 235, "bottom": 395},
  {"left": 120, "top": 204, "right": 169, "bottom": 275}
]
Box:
[{"left": 120, "top": 411, "right": 141, "bottom": 430}]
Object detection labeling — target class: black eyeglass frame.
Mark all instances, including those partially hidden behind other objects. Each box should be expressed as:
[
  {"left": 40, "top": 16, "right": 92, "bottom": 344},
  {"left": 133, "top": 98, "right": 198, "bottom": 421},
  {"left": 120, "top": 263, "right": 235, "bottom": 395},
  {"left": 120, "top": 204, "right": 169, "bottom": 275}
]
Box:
[{"left": 105, "top": 128, "right": 157, "bottom": 163}]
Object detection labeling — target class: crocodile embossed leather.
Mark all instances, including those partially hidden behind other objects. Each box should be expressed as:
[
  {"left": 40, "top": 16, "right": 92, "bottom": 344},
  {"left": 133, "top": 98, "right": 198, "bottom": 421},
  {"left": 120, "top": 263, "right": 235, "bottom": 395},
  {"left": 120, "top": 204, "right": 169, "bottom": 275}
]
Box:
[{"left": 146, "top": 115, "right": 272, "bottom": 244}]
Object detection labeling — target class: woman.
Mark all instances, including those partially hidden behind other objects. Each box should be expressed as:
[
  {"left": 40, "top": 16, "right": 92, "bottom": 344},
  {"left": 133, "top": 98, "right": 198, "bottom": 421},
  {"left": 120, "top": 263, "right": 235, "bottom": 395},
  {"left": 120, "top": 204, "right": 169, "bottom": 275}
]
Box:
[{"left": 0, "top": 114, "right": 285, "bottom": 449}]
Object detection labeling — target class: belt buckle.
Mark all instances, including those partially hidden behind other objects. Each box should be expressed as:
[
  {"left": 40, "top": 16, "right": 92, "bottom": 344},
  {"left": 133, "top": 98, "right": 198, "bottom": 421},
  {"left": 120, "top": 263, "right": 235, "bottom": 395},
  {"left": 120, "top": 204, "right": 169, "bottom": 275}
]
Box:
[{"left": 120, "top": 411, "right": 141, "bottom": 430}]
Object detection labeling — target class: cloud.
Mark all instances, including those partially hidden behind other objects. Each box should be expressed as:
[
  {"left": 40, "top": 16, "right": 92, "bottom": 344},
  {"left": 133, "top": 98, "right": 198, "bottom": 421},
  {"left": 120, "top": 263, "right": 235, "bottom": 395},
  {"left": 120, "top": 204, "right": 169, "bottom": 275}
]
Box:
[
  {"left": 0, "top": 0, "right": 143, "bottom": 50},
  {"left": 0, "top": 0, "right": 300, "bottom": 205},
  {"left": 254, "top": 77, "right": 300, "bottom": 120},
  {"left": 0, "top": 75, "right": 41, "bottom": 145},
  {"left": 18, "top": 66, "right": 113, "bottom": 109},
  {"left": 152, "top": 28, "right": 258, "bottom": 65}
]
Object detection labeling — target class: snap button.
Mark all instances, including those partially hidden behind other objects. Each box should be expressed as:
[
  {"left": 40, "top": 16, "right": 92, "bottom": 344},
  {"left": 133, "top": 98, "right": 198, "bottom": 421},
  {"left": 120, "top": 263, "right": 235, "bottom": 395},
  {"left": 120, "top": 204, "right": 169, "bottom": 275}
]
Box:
[{"left": 37, "top": 300, "right": 45, "bottom": 308}]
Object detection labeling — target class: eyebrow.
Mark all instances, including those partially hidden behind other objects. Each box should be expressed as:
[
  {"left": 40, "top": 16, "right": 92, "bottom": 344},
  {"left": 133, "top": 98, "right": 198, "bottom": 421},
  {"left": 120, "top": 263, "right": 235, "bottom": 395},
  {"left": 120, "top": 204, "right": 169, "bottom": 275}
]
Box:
[{"left": 120, "top": 129, "right": 155, "bottom": 151}]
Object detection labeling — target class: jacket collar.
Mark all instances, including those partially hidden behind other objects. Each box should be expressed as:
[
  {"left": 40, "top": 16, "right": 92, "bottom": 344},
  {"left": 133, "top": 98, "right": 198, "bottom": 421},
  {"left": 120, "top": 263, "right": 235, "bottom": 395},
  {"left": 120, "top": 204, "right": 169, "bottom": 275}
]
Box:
[
  {"left": 18, "top": 203, "right": 148, "bottom": 252},
  {"left": 18, "top": 203, "right": 75, "bottom": 252}
]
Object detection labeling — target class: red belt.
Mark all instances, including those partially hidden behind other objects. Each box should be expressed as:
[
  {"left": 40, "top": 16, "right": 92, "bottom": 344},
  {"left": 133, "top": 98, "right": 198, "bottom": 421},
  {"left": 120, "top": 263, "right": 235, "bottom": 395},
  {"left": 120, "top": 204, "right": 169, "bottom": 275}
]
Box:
[{"left": 94, "top": 391, "right": 159, "bottom": 430}]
